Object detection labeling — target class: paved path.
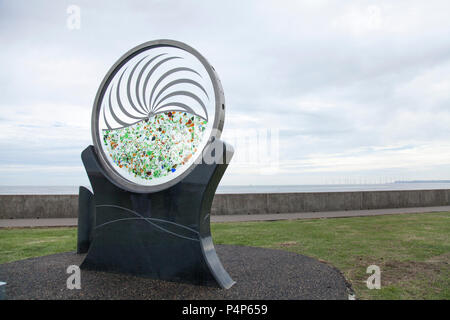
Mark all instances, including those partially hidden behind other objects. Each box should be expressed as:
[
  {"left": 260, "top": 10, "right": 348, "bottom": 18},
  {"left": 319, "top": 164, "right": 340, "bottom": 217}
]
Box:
[
  {"left": 0, "top": 218, "right": 78, "bottom": 228},
  {"left": 1, "top": 206, "right": 449, "bottom": 228},
  {"left": 212, "top": 205, "right": 450, "bottom": 223}
]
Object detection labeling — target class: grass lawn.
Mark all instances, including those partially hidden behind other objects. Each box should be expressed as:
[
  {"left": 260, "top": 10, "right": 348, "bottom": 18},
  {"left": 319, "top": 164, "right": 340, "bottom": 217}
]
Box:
[
  {"left": 0, "top": 227, "right": 77, "bottom": 264},
  {"left": 0, "top": 212, "right": 449, "bottom": 299}
]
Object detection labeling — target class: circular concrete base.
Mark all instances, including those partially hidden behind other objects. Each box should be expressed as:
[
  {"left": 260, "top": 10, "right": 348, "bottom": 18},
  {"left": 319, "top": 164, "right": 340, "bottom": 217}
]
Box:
[{"left": 0, "top": 245, "right": 351, "bottom": 300}]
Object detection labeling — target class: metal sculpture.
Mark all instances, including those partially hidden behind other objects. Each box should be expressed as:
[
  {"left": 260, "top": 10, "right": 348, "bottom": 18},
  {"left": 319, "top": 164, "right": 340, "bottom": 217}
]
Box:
[{"left": 77, "top": 40, "right": 235, "bottom": 289}]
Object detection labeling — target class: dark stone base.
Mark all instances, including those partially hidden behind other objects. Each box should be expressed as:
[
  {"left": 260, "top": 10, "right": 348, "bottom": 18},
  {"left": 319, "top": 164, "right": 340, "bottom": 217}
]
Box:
[
  {"left": 0, "top": 245, "right": 351, "bottom": 300},
  {"left": 79, "top": 144, "right": 235, "bottom": 289}
]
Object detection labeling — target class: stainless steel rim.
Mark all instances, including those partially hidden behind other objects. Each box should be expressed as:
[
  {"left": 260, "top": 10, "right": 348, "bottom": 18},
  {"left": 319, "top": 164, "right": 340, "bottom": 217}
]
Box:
[{"left": 91, "top": 39, "right": 225, "bottom": 193}]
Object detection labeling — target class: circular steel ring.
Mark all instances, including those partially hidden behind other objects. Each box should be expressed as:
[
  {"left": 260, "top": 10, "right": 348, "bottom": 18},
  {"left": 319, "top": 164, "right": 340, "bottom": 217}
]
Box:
[{"left": 91, "top": 39, "right": 225, "bottom": 193}]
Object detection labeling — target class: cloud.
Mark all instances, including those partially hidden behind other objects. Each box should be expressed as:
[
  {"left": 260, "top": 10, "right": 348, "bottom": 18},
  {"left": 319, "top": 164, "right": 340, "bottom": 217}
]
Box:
[{"left": 1, "top": 0, "right": 450, "bottom": 186}]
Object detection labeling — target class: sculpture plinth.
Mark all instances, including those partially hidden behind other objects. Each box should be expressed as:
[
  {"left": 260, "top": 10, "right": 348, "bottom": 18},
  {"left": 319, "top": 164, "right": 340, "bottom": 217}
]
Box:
[{"left": 78, "top": 141, "right": 234, "bottom": 288}]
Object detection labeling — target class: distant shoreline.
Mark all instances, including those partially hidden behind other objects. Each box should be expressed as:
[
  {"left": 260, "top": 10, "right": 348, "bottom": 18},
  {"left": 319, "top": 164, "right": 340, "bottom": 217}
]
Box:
[
  {"left": 2, "top": 182, "right": 450, "bottom": 195},
  {"left": 395, "top": 180, "right": 450, "bottom": 183}
]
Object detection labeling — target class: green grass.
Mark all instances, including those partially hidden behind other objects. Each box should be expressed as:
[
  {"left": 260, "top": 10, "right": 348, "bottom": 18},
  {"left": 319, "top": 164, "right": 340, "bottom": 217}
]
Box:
[
  {"left": 0, "top": 212, "right": 449, "bottom": 299},
  {"left": 0, "top": 228, "right": 76, "bottom": 264},
  {"left": 211, "top": 212, "right": 450, "bottom": 300}
]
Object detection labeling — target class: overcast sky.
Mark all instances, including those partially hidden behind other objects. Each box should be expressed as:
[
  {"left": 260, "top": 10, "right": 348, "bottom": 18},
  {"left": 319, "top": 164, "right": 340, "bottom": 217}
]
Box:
[{"left": 1, "top": 0, "right": 450, "bottom": 186}]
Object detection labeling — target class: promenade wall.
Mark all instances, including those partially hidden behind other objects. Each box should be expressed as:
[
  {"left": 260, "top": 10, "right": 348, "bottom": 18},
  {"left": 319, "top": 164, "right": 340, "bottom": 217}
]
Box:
[{"left": 1, "top": 189, "right": 449, "bottom": 219}]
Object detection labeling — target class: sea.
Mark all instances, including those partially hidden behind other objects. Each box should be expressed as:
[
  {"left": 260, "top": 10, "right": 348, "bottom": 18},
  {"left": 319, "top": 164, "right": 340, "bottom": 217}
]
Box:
[{"left": 1, "top": 182, "right": 450, "bottom": 195}]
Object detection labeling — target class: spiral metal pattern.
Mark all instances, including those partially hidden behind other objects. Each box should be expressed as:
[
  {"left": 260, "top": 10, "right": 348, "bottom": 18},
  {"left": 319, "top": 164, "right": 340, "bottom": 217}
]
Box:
[{"left": 101, "top": 52, "right": 210, "bottom": 130}]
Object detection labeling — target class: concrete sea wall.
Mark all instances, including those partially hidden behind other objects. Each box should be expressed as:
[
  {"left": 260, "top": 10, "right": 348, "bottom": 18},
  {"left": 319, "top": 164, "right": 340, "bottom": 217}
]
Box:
[
  {"left": 1, "top": 189, "right": 450, "bottom": 219},
  {"left": 0, "top": 195, "right": 78, "bottom": 219}
]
